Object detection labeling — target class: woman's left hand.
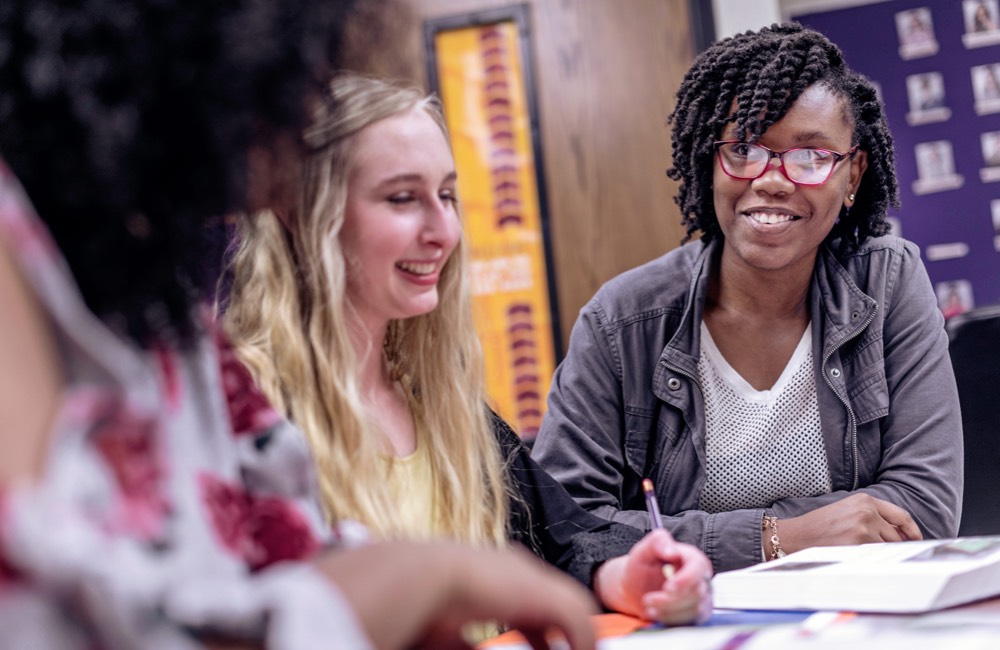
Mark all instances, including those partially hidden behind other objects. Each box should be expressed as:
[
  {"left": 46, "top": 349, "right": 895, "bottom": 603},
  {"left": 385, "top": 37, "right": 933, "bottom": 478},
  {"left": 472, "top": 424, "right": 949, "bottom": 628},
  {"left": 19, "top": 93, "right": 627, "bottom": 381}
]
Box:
[{"left": 593, "top": 528, "right": 713, "bottom": 625}]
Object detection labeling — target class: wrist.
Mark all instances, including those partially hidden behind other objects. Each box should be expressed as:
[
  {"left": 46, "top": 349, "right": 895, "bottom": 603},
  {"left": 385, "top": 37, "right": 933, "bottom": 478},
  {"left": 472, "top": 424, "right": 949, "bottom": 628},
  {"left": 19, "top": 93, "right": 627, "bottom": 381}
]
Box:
[{"left": 592, "top": 556, "right": 633, "bottom": 616}]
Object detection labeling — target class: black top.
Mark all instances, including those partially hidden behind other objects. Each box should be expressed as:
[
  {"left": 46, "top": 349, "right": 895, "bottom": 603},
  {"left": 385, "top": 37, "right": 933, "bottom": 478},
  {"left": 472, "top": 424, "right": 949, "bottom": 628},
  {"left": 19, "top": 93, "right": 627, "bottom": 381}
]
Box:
[{"left": 491, "top": 411, "right": 643, "bottom": 588}]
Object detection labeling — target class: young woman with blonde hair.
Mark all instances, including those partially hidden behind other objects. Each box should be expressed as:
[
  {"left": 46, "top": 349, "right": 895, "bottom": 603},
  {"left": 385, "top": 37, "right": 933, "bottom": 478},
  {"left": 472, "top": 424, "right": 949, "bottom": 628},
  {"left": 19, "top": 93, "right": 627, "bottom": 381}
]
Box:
[{"left": 223, "top": 73, "right": 712, "bottom": 626}]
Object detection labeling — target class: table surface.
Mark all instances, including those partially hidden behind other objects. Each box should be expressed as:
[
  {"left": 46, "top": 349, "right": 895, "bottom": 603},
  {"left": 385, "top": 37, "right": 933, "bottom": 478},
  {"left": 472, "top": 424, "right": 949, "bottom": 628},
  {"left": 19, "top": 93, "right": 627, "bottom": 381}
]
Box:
[{"left": 479, "top": 596, "right": 1000, "bottom": 648}]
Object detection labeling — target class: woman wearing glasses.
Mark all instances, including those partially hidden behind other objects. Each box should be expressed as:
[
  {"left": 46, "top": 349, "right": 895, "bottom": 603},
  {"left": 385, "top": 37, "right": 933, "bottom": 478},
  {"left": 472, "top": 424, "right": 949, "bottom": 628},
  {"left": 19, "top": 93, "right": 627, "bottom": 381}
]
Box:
[{"left": 533, "top": 23, "right": 962, "bottom": 573}]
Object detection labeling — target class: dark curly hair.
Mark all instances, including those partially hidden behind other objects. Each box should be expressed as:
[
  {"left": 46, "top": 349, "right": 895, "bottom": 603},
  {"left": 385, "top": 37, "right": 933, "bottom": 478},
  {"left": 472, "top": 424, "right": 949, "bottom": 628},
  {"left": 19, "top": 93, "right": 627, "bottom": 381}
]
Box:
[
  {"left": 666, "top": 23, "right": 899, "bottom": 251},
  {"left": 0, "top": 0, "right": 368, "bottom": 347}
]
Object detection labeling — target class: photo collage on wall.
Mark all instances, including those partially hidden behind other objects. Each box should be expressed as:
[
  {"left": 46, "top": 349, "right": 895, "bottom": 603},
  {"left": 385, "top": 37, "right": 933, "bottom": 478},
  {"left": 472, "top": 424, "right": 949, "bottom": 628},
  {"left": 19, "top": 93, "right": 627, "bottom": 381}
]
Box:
[
  {"left": 885, "top": 1, "right": 1000, "bottom": 318},
  {"left": 794, "top": 1, "right": 1000, "bottom": 319}
]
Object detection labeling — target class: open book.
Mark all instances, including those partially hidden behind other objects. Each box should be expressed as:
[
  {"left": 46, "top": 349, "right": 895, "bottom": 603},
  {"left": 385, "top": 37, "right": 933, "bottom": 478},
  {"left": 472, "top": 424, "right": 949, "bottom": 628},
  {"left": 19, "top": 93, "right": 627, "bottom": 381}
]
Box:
[{"left": 712, "top": 536, "right": 1000, "bottom": 613}]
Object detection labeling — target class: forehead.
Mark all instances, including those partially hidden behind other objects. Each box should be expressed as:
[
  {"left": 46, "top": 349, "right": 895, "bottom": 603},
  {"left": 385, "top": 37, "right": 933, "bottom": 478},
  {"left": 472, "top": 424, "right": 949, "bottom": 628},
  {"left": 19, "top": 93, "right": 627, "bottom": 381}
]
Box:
[
  {"left": 722, "top": 84, "right": 854, "bottom": 145},
  {"left": 349, "top": 108, "right": 451, "bottom": 175}
]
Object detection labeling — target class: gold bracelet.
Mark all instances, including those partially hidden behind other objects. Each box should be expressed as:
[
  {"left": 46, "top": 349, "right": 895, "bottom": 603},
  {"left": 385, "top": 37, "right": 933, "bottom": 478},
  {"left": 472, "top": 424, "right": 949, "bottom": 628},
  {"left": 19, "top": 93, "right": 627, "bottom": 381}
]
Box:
[{"left": 762, "top": 515, "right": 786, "bottom": 561}]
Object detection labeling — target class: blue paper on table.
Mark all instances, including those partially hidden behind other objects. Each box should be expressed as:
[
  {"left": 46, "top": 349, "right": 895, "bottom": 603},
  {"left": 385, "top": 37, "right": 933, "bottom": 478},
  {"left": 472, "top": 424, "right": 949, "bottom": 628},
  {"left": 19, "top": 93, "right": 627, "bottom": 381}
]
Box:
[
  {"left": 642, "top": 608, "right": 811, "bottom": 633},
  {"left": 704, "top": 609, "right": 813, "bottom": 627}
]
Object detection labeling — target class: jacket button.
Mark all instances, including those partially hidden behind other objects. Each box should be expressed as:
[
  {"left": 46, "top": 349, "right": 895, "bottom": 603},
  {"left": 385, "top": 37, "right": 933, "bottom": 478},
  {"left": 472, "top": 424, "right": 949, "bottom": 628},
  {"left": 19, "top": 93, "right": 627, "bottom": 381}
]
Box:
[
  {"left": 830, "top": 368, "right": 841, "bottom": 378},
  {"left": 667, "top": 377, "right": 681, "bottom": 390}
]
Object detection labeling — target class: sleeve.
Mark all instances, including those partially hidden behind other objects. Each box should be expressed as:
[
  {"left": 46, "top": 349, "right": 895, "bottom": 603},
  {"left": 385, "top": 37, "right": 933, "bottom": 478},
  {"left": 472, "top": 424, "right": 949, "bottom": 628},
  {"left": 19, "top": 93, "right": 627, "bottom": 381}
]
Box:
[
  {"left": 493, "top": 411, "right": 643, "bottom": 589},
  {"left": 768, "top": 242, "right": 964, "bottom": 538},
  {"left": 0, "top": 480, "right": 374, "bottom": 650},
  {"left": 0, "top": 336, "right": 374, "bottom": 649},
  {"left": 530, "top": 303, "right": 641, "bottom": 523}
]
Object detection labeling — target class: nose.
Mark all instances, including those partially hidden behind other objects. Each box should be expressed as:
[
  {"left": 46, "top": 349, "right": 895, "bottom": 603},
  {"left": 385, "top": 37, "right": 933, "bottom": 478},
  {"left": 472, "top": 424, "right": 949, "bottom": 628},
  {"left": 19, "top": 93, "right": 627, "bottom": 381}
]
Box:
[
  {"left": 420, "top": 197, "right": 461, "bottom": 249},
  {"left": 751, "top": 155, "right": 796, "bottom": 193}
]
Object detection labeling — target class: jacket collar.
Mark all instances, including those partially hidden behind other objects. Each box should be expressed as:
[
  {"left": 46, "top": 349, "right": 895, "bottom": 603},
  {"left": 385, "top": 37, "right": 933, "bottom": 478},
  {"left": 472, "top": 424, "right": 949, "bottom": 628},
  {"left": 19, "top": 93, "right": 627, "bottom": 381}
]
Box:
[
  {"left": 653, "top": 239, "right": 716, "bottom": 402},
  {"left": 653, "top": 239, "right": 877, "bottom": 402}
]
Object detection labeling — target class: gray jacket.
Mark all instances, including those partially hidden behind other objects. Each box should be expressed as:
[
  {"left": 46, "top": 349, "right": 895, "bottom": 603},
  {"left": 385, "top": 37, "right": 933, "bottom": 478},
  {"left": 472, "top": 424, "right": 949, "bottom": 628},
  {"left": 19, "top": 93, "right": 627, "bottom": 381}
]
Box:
[{"left": 533, "top": 236, "right": 963, "bottom": 573}]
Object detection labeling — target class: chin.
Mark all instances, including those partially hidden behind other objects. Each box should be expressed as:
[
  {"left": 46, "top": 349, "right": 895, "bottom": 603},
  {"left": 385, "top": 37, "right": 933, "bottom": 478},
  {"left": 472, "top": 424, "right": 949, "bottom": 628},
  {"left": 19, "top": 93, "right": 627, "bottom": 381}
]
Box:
[{"left": 398, "top": 298, "right": 440, "bottom": 320}]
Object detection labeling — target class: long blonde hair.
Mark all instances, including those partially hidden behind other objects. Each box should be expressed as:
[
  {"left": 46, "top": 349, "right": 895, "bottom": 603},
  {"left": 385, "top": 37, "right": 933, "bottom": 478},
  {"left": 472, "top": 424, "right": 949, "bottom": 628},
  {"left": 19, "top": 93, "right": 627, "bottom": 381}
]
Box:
[{"left": 223, "top": 73, "right": 509, "bottom": 547}]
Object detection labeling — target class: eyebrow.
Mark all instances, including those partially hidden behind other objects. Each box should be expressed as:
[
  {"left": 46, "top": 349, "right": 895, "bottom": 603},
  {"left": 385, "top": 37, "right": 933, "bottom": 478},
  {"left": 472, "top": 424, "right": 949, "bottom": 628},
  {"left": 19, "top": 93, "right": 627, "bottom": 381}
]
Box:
[
  {"left": 789, "top": 130, "right": 836, "bottom": 144},
  {"left": 376, "top": 171, "right": 457, "bottom": 188},
  {"left": 721, "top": 128, "right": 841, "bottom": 147}
]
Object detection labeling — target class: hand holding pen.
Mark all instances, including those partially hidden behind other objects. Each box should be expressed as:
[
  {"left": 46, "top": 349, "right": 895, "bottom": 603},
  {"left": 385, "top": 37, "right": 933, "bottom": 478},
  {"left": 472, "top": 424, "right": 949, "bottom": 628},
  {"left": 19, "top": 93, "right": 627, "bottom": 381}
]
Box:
[
  {"left": 590, "top": 477, "right": 714, "bottom": 624},
  {"left": 633, "top": 478, "right": 713, "bottom": 624}
]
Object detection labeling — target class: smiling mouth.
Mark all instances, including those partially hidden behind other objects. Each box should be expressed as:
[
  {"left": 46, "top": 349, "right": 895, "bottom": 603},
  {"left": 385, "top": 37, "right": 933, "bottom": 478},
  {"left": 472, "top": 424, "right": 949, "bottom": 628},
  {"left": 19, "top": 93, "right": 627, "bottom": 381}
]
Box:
[
  {"left": 747, "top": 211, "right": 802, "bottom": 225},
  {"left": 396, "top": 261, "right": 436, "bottom": 275}
]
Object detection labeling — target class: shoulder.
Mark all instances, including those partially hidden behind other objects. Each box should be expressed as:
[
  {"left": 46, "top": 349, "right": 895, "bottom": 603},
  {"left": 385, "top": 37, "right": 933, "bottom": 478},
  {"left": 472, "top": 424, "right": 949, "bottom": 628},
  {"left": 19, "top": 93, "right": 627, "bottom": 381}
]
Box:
[
  {"left": 825, "top": 235, "right": 926, "bottom": 287},
  {"left": 831, "top": 234, "right": 918, "bottom": 265},
  {"left": 488, "top": 408, "right": 528, "bottom": 457},
  {"left": 586, "top": 241, "right": 707, "bottom": 332},
  {"left": 823, "top": 235, "right": 937, "bottom": 320}
]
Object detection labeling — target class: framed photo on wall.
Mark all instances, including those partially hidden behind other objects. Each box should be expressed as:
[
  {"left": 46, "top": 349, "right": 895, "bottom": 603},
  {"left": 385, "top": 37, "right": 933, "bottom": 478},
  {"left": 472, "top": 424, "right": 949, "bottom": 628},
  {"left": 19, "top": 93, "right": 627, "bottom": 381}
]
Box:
[
  {"left": 971, "top": 63, "right": 1000, "bottom": 115},
  {"left": 424, "top": 5, "right": 560, "bottom": 441},
  {"left": 896, "top": 7, "right": 939, "bottom": 59},
  {"left": 936, "top": 279, "right": 975, "bottom": 319},
  {"left": 963, "top": 0, "right": 1000, "bottom": 47},
  {"left": 913, "top": 140, "right": 964, "bottom": 194},
  {"left": 905, "top": 71, "right": 951, "bottom": 124},
  {"left": 979, "top": 130, "right": 1000, "bottom": 182}
]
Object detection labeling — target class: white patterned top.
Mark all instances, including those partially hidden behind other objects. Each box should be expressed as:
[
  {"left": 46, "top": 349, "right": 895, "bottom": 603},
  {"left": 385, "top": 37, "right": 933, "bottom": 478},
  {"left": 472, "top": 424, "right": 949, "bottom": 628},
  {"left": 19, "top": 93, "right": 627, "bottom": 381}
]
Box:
[{"left": 697, "top": 321, "right": 832, "bottom": 514}]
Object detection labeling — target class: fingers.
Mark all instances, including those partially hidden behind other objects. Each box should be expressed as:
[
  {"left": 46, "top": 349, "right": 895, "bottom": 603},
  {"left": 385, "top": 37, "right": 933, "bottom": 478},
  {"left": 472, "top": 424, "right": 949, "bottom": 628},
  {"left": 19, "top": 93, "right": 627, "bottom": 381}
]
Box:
[
  {"left": 846, "top": 495, "right": 920, "bottom": 543},
  {"left": 551, "top": 613, "right": 597, "bottom": 650},
  {"left": 671, "top": 544, "right": 714, "bottom": 581},
  {"left": 640, "top": 572, "right": 713, "bottom": 625},
  {"left": 872, "top": 498, "right": 922, "bottom": 541},
  {"left": 642, "top": 528, "right": 687, "bottom": 576},
  {"left": 789, "top": 494, "right": 922, "bottom": 548},
  {"left": 474, "top": 550, "right": 598, "bottom": 650},
  {"left": 636, "top": 528, "right": 676, "bottom": 560},
  {"left": 636, "top": 536, "right": 713, "bottom": 626},
  {"left": 536, "top": 594, "right": 598, "bottom": 650},
  {"left": 662, "top": 544, "right": 713, "bottom": 602},
  {"left": 522, "top": 629, "right": 551, "bottom": 650},
  {"left": 320, "top": 541, "right": 597, "bottom": 650}
]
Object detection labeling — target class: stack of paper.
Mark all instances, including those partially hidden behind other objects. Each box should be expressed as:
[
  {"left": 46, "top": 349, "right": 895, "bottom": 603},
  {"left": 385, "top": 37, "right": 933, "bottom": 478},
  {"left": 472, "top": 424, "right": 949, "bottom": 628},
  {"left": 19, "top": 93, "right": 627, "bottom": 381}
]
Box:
[{"left": 712, "top": 536, "right": 1000, "bottom": 613}]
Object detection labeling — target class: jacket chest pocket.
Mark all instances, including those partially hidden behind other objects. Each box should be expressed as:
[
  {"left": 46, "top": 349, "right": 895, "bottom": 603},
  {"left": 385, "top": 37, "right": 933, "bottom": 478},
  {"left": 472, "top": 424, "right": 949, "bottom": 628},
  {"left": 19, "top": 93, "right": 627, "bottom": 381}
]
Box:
[
  {"left": 623, "top": 407, "right": 684, "bottom": 481},
  {"left": 839, "top": 328, "right": 890, "bottom": 423}
]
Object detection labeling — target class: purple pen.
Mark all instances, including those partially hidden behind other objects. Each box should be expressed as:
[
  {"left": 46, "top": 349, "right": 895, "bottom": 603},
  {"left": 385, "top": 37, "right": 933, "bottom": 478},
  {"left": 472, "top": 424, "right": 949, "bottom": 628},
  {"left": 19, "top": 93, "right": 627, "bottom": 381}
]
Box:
[
  {"left": 643, "top": 478, "right": 675, "bottom": 581},
  {"left": 642, "top": 478, "right": 663, "bottom": 529}
]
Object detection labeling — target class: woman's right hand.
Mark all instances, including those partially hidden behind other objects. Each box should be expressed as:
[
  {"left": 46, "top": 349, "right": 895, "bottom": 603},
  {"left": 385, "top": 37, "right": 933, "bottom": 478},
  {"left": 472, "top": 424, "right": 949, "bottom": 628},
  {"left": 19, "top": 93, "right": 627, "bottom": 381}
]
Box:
[
  {"left": 774, "top": 493, "right": 922, "bottom": 557},
  {"left": 314, "top": 540, "right": 598, "bottom": 650}
]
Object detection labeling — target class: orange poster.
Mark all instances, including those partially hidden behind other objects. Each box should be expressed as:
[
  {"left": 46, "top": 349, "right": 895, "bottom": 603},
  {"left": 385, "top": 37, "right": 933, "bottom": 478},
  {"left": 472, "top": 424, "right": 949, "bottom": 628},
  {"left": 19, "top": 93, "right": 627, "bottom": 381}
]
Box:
[{"left": 432, "top": 15, "right": 558, "bottom": 440}]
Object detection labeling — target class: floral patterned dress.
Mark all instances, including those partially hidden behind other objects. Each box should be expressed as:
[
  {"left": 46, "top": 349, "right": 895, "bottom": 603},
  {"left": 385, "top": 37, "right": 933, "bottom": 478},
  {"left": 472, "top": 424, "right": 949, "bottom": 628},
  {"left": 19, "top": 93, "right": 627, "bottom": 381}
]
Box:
[{"left": 0, "top": 162, "right": 372, "bottom": 649}]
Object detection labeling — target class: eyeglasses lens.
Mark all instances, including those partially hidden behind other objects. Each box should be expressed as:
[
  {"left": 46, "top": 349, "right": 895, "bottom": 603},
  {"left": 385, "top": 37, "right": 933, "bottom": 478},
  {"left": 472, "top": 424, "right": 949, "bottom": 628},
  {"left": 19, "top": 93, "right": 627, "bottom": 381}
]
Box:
[{"left": 718, "top": 143, "right": 835, "bottom": 184}]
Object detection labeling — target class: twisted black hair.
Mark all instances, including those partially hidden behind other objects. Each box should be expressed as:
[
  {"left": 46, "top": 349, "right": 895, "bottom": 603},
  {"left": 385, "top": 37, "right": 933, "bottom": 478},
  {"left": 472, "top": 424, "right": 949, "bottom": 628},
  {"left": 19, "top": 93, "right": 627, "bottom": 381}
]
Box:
[
  {"left": 666, "top": 23, "right": 899, "bottom": 251},
  {"left": 0, "top": 0, "right": 367, "bottom": 347}
]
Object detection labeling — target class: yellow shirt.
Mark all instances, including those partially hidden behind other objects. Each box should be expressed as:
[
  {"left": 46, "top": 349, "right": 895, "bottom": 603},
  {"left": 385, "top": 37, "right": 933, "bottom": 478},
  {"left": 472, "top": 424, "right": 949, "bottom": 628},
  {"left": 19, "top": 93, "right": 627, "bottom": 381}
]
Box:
[
  {"left": 384, "top": 435, "right": 447, "bottom": 539},
  {"left": 383, "top": 427, "right": 500, "bottom": 643}
]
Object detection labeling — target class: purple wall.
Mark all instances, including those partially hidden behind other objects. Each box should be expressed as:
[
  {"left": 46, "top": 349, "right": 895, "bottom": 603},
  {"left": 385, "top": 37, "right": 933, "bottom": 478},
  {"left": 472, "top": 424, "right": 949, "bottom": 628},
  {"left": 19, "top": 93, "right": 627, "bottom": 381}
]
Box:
[{"left": 795, "top": 1, "right": 1000, "bottom": 315}]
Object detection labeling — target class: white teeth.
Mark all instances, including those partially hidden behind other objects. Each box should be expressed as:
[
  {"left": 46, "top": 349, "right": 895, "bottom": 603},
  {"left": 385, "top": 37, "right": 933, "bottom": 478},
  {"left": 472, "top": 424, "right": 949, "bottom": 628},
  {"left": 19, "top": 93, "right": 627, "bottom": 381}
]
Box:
[
  {"left": 397, "top": 261, "right": 435, "bottom": 275},
  {"left": 749, "top": 212, "right": 794, "bottom": 225}
]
